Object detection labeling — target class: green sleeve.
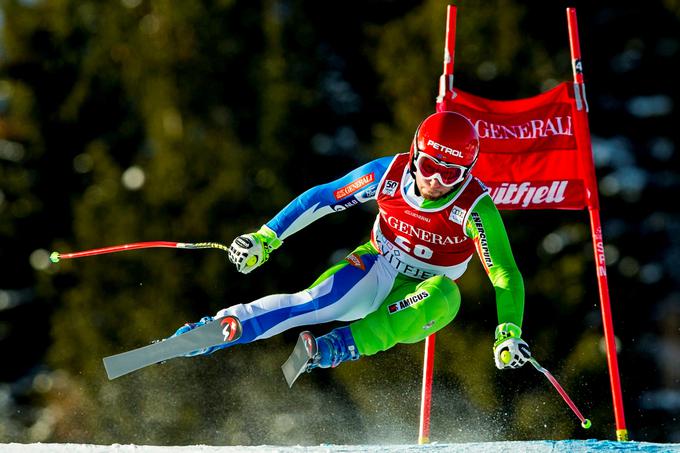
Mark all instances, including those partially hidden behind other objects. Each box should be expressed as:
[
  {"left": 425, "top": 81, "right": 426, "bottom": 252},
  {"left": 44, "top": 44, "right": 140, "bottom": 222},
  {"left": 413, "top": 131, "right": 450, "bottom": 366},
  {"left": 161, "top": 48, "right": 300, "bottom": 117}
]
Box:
[{"left": 465, "top": 195, "right": 525, "bottom": 327}]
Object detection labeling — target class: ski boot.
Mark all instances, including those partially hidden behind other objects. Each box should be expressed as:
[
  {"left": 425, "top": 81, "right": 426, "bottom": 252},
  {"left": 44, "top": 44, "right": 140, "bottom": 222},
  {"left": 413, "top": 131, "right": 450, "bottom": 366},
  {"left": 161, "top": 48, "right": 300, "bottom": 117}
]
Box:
[
  {"left": 282, "top": 327, "right": 360, "bottom": 387},
  {"left": 171, "top": 315, "right": 242, "bottom": 357},
  {"left": 311, "top": 326, "right": 361, "bottom": 369}
]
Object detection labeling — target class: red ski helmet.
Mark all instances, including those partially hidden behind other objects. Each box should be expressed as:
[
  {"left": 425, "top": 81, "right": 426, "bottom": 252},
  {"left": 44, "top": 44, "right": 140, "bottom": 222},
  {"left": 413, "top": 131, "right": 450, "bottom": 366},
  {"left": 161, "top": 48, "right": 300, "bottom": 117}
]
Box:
[{"left": 409, "top": 112, "right": 480, "bottom": 185}]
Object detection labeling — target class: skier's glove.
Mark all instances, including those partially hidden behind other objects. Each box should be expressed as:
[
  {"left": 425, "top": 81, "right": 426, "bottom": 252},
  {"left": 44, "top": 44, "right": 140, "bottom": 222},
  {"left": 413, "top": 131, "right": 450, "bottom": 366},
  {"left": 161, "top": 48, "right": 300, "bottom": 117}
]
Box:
[
  {"left": 228, "top": 225, "right": 282, "bottom": 274},
  {"left": 493, "top": 322, "right": 531, "bottom": 370}
]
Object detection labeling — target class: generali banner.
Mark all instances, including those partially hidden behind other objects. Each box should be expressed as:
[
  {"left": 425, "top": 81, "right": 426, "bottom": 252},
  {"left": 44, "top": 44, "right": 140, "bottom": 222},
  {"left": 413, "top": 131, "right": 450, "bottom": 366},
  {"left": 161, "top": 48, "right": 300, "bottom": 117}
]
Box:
[{"left": 438, "top": 82, "right": 594, "bottom": 210}]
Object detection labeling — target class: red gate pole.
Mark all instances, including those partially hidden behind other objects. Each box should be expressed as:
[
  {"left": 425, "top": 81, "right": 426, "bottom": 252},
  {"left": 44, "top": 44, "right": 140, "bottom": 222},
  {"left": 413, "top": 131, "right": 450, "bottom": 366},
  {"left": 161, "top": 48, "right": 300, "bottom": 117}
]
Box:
[
  {"left": 436, "top": 5, "right": 457, "bottom": 108},
  {"left": 419, "top": 4, "right": 457, "bottom": 445},
  {"left": 418, "top": 333, "right": 437, "bottom": 444},
  {"left": 566, "top": 8, "right": 629, "bottom": 441}
]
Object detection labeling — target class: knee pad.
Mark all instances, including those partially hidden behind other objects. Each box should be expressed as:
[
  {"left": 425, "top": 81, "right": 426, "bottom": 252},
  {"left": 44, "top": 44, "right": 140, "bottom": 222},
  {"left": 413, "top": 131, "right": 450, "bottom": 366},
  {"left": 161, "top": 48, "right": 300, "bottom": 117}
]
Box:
[{"left": 415, "top": 275, "right": 461, "bottom": 323}]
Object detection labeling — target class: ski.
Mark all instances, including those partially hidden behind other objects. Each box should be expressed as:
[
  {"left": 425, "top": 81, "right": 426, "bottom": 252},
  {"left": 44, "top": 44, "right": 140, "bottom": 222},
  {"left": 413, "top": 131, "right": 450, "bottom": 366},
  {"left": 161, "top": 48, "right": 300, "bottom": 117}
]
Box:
[
  {"left": 281, "top": 331, "right": 317, "bottom": 388},
  {"left": 103, "top": 316, "right": 242, "bottom": 380}
]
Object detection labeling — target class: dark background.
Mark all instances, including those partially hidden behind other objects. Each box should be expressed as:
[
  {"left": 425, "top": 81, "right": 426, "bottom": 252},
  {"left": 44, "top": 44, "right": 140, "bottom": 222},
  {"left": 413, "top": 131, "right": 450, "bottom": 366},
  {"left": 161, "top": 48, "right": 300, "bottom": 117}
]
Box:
[{"left": 1, "top": 0, "right": 678, "bottom": 445}]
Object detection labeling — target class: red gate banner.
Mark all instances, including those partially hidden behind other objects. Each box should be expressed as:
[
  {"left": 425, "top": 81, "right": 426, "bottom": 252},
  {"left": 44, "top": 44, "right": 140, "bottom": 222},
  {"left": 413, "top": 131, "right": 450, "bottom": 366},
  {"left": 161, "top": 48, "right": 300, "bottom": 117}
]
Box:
[{"left": 438, "top": 82, "right": 596, "bottom": 210}]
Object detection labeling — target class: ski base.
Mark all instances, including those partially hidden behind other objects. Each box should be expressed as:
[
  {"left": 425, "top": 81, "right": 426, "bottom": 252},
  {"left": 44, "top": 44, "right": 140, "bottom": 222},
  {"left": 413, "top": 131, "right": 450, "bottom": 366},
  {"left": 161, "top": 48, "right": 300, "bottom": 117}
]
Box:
[
  {"left": 103, "top": 315, "right": 242, "bottom": 380},
  {"left": 281, "top": 331, "right": 317, "bottom": 388}
]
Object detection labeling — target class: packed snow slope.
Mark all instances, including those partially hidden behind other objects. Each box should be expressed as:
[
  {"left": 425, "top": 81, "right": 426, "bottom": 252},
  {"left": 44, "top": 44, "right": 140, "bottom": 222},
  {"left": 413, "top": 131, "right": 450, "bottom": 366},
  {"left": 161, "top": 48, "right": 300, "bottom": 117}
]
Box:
[{"left": 1, "top": 440, "right": 679, "bottom": 453}]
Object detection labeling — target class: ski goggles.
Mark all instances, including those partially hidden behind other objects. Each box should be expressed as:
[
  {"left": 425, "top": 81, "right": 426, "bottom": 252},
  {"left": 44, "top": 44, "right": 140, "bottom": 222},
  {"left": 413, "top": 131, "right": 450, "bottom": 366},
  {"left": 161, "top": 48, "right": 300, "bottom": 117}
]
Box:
[{"left": 414, "top": 152, "right": 468, "bottom": 187}]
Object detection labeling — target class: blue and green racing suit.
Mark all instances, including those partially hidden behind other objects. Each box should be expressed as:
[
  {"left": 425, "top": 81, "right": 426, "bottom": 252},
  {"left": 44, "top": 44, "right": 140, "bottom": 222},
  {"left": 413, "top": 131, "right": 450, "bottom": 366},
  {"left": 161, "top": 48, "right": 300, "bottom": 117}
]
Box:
[{"left": 205, "top": 153, "right": 524, "bottom": 356}]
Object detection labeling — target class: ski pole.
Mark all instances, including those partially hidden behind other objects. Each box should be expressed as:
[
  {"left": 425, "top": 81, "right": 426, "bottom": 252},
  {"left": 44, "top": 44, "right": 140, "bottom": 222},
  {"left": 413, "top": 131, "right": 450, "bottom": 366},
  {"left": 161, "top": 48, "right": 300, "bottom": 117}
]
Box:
[
  {"left": 529, "top": 357, "right": 591, "bottom": 429},
  {"left": 50, "top": 241, "right": 229, "bottom": 263}
]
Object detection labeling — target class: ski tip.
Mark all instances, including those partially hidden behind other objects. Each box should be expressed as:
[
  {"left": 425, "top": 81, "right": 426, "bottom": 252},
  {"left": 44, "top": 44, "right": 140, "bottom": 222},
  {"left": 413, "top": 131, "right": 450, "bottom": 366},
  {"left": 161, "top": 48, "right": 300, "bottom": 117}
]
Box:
[
  {"left": 102, "top": 356, "right": 125, "bottom": 380},
  {"left": 282, "top": 361, "right": 302, "bottom": 388},
  {"left": 282, "top": 367, "right": 295, "bottom": 388}
]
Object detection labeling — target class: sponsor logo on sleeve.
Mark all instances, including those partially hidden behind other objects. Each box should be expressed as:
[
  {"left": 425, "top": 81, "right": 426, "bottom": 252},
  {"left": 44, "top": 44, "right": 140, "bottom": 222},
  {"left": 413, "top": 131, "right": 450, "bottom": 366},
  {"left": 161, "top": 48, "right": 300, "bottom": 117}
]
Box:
[
  {"left": 382, "top": 180, "right": 399, "bottom": 196},
  {"left": 449, "top": 206, "right": 466, "bottom": 225},
  {"left": 334, "top": 173, "right": 375, "bottom": 200},
  {"left": 387, "top": 290, "right": 430, "bottom": 314},
  {"left": 356, "top": 185, "right": 377, "bottom": 202},
  {"left": 332, "top": 198, "right": 360, "bottom": 211},
  {"left": 345, "top": 253, "right": 366, "bottom": 271},
  {"left": 470, "top": 212, "right": 493, "bottom": 268}
]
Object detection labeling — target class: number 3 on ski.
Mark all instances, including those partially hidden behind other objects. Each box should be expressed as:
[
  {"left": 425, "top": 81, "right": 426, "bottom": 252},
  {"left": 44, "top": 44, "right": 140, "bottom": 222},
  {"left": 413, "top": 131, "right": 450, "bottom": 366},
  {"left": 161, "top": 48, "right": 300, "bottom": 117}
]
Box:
[{"left": 102, "top": 316, "right": 242, "bottom": 380}]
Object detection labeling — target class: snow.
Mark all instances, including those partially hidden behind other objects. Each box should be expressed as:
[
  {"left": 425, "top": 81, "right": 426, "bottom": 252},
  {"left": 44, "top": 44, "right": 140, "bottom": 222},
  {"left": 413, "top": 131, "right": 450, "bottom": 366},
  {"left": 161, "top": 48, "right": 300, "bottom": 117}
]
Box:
[{"left": 0, "top": 441, "right": 679, "bottom": 453}]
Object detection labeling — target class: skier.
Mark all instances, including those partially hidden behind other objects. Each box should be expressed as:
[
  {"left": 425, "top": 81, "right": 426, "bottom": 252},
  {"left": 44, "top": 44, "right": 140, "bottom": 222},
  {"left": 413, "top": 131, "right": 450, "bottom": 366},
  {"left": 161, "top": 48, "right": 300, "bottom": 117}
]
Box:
[{"left": 172, "top": 111, "right": 531, "bottom": 378}]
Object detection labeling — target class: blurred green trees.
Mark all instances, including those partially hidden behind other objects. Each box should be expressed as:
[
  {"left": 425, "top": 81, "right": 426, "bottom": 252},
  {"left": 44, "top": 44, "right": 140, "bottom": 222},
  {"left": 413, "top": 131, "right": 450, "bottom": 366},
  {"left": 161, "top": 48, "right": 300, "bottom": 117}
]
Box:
[{"left": 1, "top": 0, "right": 678, "bottom": 445}]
